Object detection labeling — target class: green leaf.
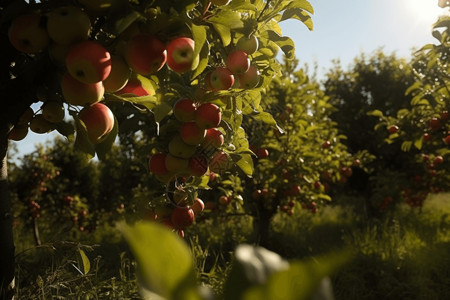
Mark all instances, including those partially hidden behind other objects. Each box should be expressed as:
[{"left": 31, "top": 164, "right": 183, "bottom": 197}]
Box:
[
  {"left": 71, "top": 112, "right": 95, "bottom": 160},
  {"left": 78, "top": 248, "right": 90, "bottom": 275},
  {"left": 401, "top": 140, "right": 412, "bottom": 152},
  {"left": 95, "top": 115, "right": 119, "bottom": 161},
  {"left": 261, "top": 30, "right": 296, "bottom": 59},
  {"left": 118, "top": 222, "right": 200, "bottom": 300},
  {"left": 253, "top": 111, "right": 277, "bottom": 126},
  {"left": 280, "top": 8, "right": 313, "bottom": 31},
  {"left": 242, "top": 250, "right": 352, "bottom": 300},
  {"left": 234, "top": 153, "right": 254, "bottom": 176},
  {"left": 191, "top": 39, "right": 209, "bottom": 80},
  {"left": 286, "top": 0, "right": 314, "bottom": 14},
  {"left": 414, "top": 137, "right": 423, "bottom": 150},
  {"left": 191, "top": 24, "right": 207, "bottom": 63},
  {"left": 366, "top": 110, "right": 384, "bottom": 117},
  {"left": 55, "top": 121, "right": 75, "bottom": 138},
  {"left": 208, "top": 11, "right": 244, "bottom": 46},
  {"left": 153, "top": 102, "right": 172, "bottom": 123},
  {"left": 114, "top": 10, "right": 142, "bottom": 36}
]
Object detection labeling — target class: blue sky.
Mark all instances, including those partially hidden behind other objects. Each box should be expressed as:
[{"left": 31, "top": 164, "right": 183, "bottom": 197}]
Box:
[{"left": 11, "top": 0, "right": 447, "bottom": 159}]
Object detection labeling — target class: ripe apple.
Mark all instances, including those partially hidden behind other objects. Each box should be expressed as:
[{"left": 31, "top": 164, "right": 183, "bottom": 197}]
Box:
[
  {"left": 290, "top": 184, "right": 301, "bottom": 196},
  {"left": 42, "top": 101, "right": 65, "bottom": 123},
  {"left": 219, "top": 195, "right": 231, "bottom": 206},
  {"left": 166, "top": 37, "right": 195, "bottom": 73},
  {"left": 444, "top": 135, "right": 450, "bottom": 145},
  {"left": 441, "top": 110, "right": 449, "bottom": 121},
  {"left": 61, "top": 72, "right": 105, "bottom": 106},
  {"left": 190, "top": 198, "right": 205, "bottom": 214},
  {"left": 124, "top": 34, "right": 167, "bottom": 75},
  {"left": 173, "top": 98, "right": 196, "bottom": 122},
  {"left": 115, "top": 77, "right": 154, "bottom": 97},
  {"left": 181, "top": 122, "right": 206, "bottom": 145},
  {"left": 252, "top": 189, "right": 262, "bottom": 199},
  {"left": 434, "top": 155, "right": 444, "bottom": 165},
  {"left": 66, "top": 40, "right": 112, "bottom": 84},
  {"left": 238, "top": 65, "right": 260, "bottom": 89},
  {"left": 423, "top": 133, "right": 432, "bottom": 141},
  {"left": 103, "top": 55, "right": 131, "bottom": 92},
  {"left": 322, "top": 141, "right": 331, "bottom": 149},
  {"left": 209, "top": 67, "right": 235, "bottom": 91},
  {"left": 429, "top": 117, "right": 442, "bottom": 131},
  {"left": 211, "top": 0, "right": 231, "bottom": 5},
  {"left": 29, "top": 114, "right": 54, "bottom": 134},
  {"left": 168, "top": 135, "right": 197, "bottom": 159},
  {"left": 209, "top": 151, "right": 232, "bottom": 173},
  {"left": 149, "top": 153, "right": 169, "bottom": 175},
  {"left": 388, "top": 125, "right": 399, "bottom": 134},
  {"left": 165, "top": 154, "right": 189, "bottom": 173},
  {"left": 46, "top": 6, "right": 91, "bottom": 45},
  {"left": 195, "top": 103, "right": 221, "bottom": 129},
  {"left": 257, "top": 148, "right": 269, "bottom": 159},
  {"left": 8, "top": 125, "right": 28, "bottom": 141},
  {"left": 78, "top": 102, "right": 114, "bottom": 144},
  {"left": 236, "top": 36, "right": 259, "bottom": 55},
  {"left": 202, "top": 128, "right": 224, "bottom": 149},
  {"left": 188, "top": 155, "right": 208, "bottom": 177},
  {"left": 8, "top": 13, "right": 50, "bottom": 53},
  {"left": 226, "top": 50, "right": 250, "bottom": 75},
  {"left": 314, "top": 181, "right": 321, "bottom": 190},
  {"left": 171, "top": 206, "right": 195, "bottom": 229}
]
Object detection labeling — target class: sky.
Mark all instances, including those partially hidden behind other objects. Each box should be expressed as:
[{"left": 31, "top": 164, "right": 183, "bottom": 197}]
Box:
[{"left": 10, "top": 0, "right": 448, "bottom": 159}]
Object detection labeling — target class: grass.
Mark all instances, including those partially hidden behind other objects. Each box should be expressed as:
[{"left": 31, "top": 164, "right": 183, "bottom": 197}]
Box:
[{"left": 12, "top": 193, "right": 450, "bottom": 299}]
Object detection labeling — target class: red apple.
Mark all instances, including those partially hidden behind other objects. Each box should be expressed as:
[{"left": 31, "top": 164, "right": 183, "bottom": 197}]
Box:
[
  {"left": 238, "top": 65, "right": 260, "bottom": 89},
  {"left": 257, "top": 148, "right": 269, "bottom": 159},
  {"left": 388, "top": 125, "right": 399, "bottom": 134},
  {"left": 226, "top": 50, "right": 250, "bottom": 75},
  {"left": 66, "top": 40, "right": 112, "bottom": 84},
  {"left": 8, "top": 13, "right": 50, "bottom": 53},
  {"left": 322, "top": 141, "right": 331, "bottom": 149},
  {"left": 429, "top": 117, "right": 442, "bottom": 131},
  {"left": 195, "top": 103, "right": 221, "bottom": 129},
  {"left": 190, "top": 198, "right": 205, "bottom": 214},
  {"left": 173, "top": 99, "right": 196, "bottom": 122},
  {"left": 149, "top": 153, "right": 169, "bottom": 175},
  {"left": 434, "top": 155, "right": 444, "bottom": 165},
  {"left": 423, "top": 133, "right": 432, "bottom": 141},
  {"left": 78, "top": 102, "right": 114, "bottom": 144},
  {"left": 202, "top": 128, "right": 224, "bottom": 149},
  {"left": 188, "top": 155, "right": 208, "bottom": 177},
  {"left": 290, "top": 184, "right": 301, "bottom": 196},
  {"left": 209, "top": 67, "right": 235, "bottom": 91},
  {"left": 236, "top": 36, "right": 259, "bottom": 55},
  {"left": 181, "top": 122, "right": 206, "bottom": 145},
  {"left": 314, "top": 181, "right": 321, "bottom": 190},
  {"left": 61, "top": 72, "right": 105, "bottom": 106},
  {"left": 171, "top": 206, "right": 195, "bottom": 229},
  {"left": 219, "top": 195, "right": 231, "bottom": 206},
  {"left": 440, "top": 110, "right": 449, "bottom": 121},
  {"left": 124, "top": 34, "right": 167, "bottom": 75},
  {"left": 115, "top": 77, "right": 154, "bottom": 97},
  {"left": 444, "top": 135, "right": 450, "bottom": 145},
  {"left": 166, "top": 37, "right": 195, "bottom": 73},
  {"left": 46, "top": 6, "right": 91, "bottom": 45}
]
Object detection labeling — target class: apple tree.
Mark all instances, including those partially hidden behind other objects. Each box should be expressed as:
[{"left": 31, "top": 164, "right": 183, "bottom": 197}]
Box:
[
  {"left": 0, "top": 0, "right": 314, "bottom": 297},
  {"left": 367, "top": 7, "right": 450, "bottom": 209}
]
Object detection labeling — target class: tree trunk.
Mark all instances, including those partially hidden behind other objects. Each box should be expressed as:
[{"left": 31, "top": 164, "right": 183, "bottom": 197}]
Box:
[{"left": 0, "top": 127, "right": 14, "bottom": 300}]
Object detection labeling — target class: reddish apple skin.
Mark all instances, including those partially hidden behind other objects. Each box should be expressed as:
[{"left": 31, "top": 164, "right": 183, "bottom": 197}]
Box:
[
  {"left": 115, "top": 77, "right": 154, "bottom": 97},
  {"left": 202, "top": 128, "right": 224, "bottom": 149},
  {"left": 423, "top": 133, "right": 432, "bottom": 141},
  {"left": 444, "top": 135, "right": 450, "bottom": 145},
  {"left": 238, "top": 65, "right": 260, "bottom": 89},
  {"left": 125, "top": 34, "right": 167, "bottom": 75},
  {"left": 173, "top": 99, "right": 196, "bottom": 122},
  {"left": 209, "top": 67, "right": 235, "bottom": 91},
  {"left": 190, "top": 198, "right": 205, "bottom": 214},
  {"left": 8, "top": 13, "right": 50, "bottom": 53},
  {"left": 188, "top": 155, "right": 208, "bottom": 177},
  {"left": 61, "top": 72, "right": 105, "bottom": 106},
  {"left": 149, "top": 153, "right": 169, "bottom": 175},
  {"left": 78, "top": 102, "right": 114, "bottom": 144},
  {"left": 66, "top": 40, "right": 112, "bottom": 84},
  {"left": 257, "top": 148, "right": 269, "bottom": 159},
  {"left": 181, "top": 122, "right": 206, "bottom": 145},
  {"left": 195, "top": 103, "right": 221, "bottom": 129},
  {"left": 166, "top": 37, "right": 195, "bottom": 73},
  {"left": 171, "top": 206, "right": 195, "bottom": 229},
  {"left": 429, "top": 117, "right": 442, "bottom": 131},
  {"left": 434, "top": 155, "right": 444, "bottom": 165},
  {"left": 226, "top": 50, "right": 250, "bottom": 75},
  {"left": 388, "top": 125, "right": 399, "bottom": 134}
]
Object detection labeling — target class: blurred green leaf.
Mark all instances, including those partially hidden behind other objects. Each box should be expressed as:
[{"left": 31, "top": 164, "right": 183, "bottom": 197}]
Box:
[
  {"left": 78, "top": 248, "right": 90, "bottom": 275},
  {"left": 118, "top": 222, "right": 200, "bottom": 300}
]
